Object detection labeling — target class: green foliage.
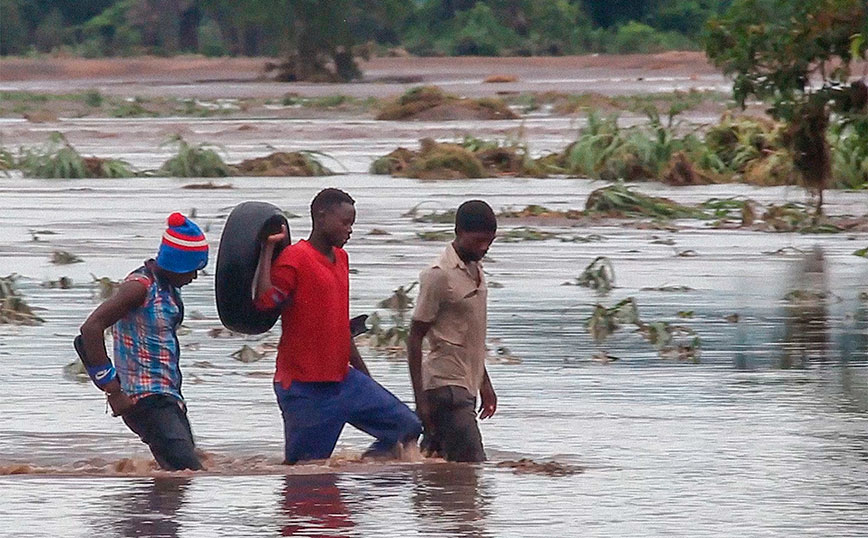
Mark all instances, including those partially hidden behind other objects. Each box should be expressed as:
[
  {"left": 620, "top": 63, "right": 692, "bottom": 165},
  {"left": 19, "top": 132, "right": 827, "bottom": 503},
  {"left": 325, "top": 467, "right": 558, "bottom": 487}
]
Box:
[
  {"left": 158, "top": 135, "right": 232, "bottom": 178},
  {"left": 83, "top": 89, "right": 103, "bottom": 107},
  {"left": 829, "top": 116, "right": 868, "bottom": 189},
  {"left": 3, "top": 0, "right": 736, "bottom": 61},
  {"left": 16, "top": 132, "right": 135, "bottom": 179},
  {"left": 705, "top": 0, "right": 868, "bottom": 211},
  {"left": 451, "top": 3, "right": 521, "bottom": 55},
  {"left": 585, "top": 182, "right": 707, "bottom": 219}
]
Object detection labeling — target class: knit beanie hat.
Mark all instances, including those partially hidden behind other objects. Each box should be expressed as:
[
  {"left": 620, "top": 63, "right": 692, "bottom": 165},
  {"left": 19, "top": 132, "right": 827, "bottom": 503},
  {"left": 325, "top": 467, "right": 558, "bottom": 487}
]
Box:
[{"left": 156, "top": 213, "right": 209, "bottom": 274}]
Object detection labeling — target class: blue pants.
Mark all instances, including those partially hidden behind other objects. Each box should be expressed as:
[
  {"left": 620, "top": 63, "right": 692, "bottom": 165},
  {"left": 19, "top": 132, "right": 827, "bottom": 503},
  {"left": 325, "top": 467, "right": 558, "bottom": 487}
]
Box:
[{"left": 274, "top": 368, "right": 422, "bottom": 464}]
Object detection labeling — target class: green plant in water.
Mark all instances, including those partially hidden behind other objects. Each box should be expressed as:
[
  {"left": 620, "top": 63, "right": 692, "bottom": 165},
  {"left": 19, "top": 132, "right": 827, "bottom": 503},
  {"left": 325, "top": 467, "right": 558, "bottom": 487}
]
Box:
[
  {"left": 576, "top": 256, "right": 615, "bottom": 292},
  {"left": 366, "top": 282, "right": 419, "bottom": 354},
  {"left": 403, "top": 202, "right": 456, "bottom": 224},
  {"left": 83, "top": 90, "right": 103, "bottom": 107},
  {"left": 499, "top": 227, "right": 557, "bottom": 242},
  {"left": 416, "top": 230, "right": 453, "bottom": 241},
  {"left": 587, "top": 297, "right": 640, "bottom": 344},
  {"left": 16, "top": 132, "right": 134, "bottom": 179},
  {"left": 585, "top": 182, "right": 707, "bottom": 219},
  {"left": 158, "top": 135, "right": 232, "bottom": 177},
  {"left": 586, "top": 296, "right": 700, "bottom": 361}
]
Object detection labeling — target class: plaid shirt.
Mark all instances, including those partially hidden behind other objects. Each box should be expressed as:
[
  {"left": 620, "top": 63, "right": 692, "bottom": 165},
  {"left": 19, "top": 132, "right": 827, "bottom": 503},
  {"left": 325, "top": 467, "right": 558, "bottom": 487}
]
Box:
[{"left": 112, "top": 261, "right": 185, "bottom": 403}]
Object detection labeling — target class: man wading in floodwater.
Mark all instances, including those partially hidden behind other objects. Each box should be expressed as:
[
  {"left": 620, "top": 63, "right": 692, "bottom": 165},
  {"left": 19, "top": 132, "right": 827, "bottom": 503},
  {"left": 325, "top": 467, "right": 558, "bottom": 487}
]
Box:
[
  {"left": 407, "top": 200, "right": 498, "bottom": 462},
  {"left": 254, "top": 188, "right": 421, "bottom": 464},
  {"left": 78, "top": 213, "right": 208, "bottom": 471}
]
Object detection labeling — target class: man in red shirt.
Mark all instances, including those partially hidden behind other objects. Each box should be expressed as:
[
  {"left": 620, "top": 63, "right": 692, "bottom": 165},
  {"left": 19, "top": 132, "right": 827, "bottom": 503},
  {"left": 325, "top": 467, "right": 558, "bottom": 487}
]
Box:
[{"left": 254, "top": 188, "right": 422, "bottom": 463}]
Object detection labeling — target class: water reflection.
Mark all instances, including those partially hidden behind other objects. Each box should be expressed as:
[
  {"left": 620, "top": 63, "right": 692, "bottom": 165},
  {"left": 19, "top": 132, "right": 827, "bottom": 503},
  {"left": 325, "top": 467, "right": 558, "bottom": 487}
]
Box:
[
  {"left": 782, "top": 246, "right": 830, "bottom": 368},
  {"left": 411, "top": 464, "right": 491, "bottom": 538},
  {"left": 280, "top": 474, "right": 354, "bottom": 537},
  {"left": 112, "top": 477, "right": 189, "bottom": 538}
]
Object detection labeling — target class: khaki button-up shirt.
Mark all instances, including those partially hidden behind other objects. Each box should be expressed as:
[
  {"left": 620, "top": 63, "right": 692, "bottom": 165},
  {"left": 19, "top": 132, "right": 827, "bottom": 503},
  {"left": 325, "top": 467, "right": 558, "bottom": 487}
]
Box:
[{"left": 412, "top": 243, "right": 487, "bottom": 394}]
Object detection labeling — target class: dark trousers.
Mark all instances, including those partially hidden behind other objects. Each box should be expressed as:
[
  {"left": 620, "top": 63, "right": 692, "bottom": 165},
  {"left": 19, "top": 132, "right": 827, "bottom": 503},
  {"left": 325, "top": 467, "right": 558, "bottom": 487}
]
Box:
[
  {"left": 122, "top": 394, "right": 203, "bottom": 471},
  {"left": 274, "top": 368, "right": 422, "bottom": 464},
  {"left": 422, "top": 385, "right": 486, "bottom": 462}
]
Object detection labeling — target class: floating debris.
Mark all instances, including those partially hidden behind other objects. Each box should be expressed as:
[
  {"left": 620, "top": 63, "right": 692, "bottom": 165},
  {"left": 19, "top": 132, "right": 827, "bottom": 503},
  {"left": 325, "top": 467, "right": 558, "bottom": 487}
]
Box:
[
  {"left": 50, "top": 250, "right": 83, "bottom": 265},
  {"left": 62, "top": 358, "right": 88, "bottom": 382},
  {"left": 854, "top": 247, "right": 868, "bottom": 257},
  {"left": 496, "top": 458, "right": 583, "bottom": 477},
  {"left": 416, "top": 230, "right": 453, "bottom": 242},
  {"left": 231, "top": 345, "right": 267, "bottom": 363},
  {"left": 483, "top": 75, "right": 518, "bottom": 83},
  {"left": 640, "top": 285, "right": 693, "bottom": 292},
  {"left": 0, "top": 274, "right": 44, "bottom": 325},
  {"left": 181, "top": 181, "right": 234, "bottom": 189},
  {"left": 41, "top": 277, "right": 72, "bottom": 289}
]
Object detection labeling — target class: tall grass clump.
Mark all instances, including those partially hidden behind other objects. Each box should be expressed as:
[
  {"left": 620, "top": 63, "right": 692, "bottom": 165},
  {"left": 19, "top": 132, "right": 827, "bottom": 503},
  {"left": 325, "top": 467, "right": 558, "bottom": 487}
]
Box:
[
  {"left": 560, "top": 110, "right": 695, "bottom": 182},
  {"left": 158, "top": 135, "right": 232, "bottom": 177},
  {"left": 16, "top": 132, "right": 135, "bottom": 178}
]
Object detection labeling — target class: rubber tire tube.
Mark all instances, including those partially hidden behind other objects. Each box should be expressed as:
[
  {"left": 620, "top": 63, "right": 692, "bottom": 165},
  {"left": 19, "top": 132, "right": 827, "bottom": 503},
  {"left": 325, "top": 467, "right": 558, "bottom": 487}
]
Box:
[{"left": 215, "top": 201, "right": 291, "bottom": 334}]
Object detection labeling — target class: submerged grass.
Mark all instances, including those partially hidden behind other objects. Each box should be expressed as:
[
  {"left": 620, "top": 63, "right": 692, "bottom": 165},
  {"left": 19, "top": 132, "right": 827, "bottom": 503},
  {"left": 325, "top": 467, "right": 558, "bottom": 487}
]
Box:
[
  {"left": 234, "top": 151, "right": 334, "bottom": 177},
  {"left": 372, "top": 137, "right": 546, "bottom": 179},
  {"left": 585, "top": 182, "right": 706, "bottom": 219},
  {"left": 15, "top": 132, "right": 135, "bottom": 178},
  {"left": 376, "top": 86, "right": 516, "bottom": 121},
  {"left": 158, "top": 135, "right": 232, "bottom": 177}
]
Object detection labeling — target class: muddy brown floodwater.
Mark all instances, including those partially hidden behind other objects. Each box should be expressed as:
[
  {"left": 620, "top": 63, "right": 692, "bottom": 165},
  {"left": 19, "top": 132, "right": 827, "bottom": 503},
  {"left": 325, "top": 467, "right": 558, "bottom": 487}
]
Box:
[{"left": 0, "top": 57, "right": 867, "bottom": 537}]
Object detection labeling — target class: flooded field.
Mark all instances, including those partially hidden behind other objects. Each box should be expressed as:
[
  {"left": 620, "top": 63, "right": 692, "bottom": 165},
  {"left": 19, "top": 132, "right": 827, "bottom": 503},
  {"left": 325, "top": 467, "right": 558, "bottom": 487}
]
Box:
[{"left": 1, "top": 90, "right": 867, "bottom": 536}]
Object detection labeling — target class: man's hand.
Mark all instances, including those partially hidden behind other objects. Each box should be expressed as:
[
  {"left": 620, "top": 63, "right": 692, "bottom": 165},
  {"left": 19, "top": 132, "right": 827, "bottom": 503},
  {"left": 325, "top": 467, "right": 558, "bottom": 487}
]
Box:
[
  {"left": 265, "top": 224, "right": 288, "bottom": 246},
  {"left": 479, "top": 382, "right": 497, "bottom": 420},
  {"left": 107, "top": 391, "right": 134, "bottom": 417}
]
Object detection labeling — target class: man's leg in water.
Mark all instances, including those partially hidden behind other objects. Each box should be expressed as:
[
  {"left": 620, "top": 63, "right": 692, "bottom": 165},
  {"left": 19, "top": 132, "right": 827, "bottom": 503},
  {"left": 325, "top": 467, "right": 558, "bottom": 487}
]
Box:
[
  {"left": 342, "top": 368, "right": 422, "bottom": 457},
  {"left": 122, "top": 395, "right": 203, "bottom": 471},
  {"left": 425, "top": 385, "right": 486, "bottom": 462},
  {"left": 275, "top": 381, "right": 346, "bottom": 464}
]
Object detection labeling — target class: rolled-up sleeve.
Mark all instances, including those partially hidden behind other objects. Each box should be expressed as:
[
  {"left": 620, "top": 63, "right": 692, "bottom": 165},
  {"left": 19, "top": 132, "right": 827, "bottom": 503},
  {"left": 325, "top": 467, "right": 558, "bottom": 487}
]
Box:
[
  {"left": 254, "top": 262, "right": 297, "bottom": 311},
  {"left": 412, "top": 267, "right": 446, "bottom": 323}
]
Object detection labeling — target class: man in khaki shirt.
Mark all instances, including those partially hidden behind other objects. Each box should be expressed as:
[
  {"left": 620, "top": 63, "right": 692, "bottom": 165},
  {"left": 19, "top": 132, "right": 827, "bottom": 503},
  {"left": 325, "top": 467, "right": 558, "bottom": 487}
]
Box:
[{"left": 407, "top": 200, "right": 498, "bottom": 462}]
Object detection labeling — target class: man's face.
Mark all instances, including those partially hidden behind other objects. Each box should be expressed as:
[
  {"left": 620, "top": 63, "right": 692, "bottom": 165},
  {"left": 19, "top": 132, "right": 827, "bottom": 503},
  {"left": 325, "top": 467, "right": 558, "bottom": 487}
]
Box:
[
  {"left": 166, "top": 269, "right": 198, "bottom": 288},
  {"left": 317, "top": 202, "right": 356, "bottom": 248},
  {"left": 454, "top": 229, "right": 496, "bottom": 262}
]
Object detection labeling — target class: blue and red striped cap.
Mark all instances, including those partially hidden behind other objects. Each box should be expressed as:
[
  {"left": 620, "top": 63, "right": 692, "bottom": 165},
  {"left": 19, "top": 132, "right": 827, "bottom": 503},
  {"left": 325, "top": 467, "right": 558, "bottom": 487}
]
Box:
[{"left": 155, "top": 212, "right": 208, "bottom": 274}]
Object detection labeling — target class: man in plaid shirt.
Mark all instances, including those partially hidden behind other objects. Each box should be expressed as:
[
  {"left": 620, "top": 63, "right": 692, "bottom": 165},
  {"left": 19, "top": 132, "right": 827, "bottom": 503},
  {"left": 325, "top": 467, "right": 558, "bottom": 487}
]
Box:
[{"left": 78, "top": 212, "right": 208, "bottom": 470}]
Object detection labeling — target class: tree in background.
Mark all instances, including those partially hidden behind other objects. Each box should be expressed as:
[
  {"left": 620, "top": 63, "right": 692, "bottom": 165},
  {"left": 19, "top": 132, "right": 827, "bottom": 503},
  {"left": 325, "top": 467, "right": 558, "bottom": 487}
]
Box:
[{"left": 706, "top": 0, "right": 868, "bottom": 215}]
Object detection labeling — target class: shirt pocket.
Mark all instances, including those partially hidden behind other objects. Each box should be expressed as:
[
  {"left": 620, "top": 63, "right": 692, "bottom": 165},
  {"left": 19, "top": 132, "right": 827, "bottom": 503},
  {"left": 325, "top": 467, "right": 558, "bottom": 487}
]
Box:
[{"left": 436, "top": 281, "right": 480, "bottom": 346}]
